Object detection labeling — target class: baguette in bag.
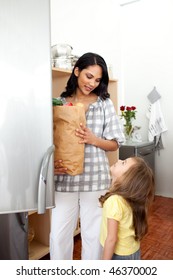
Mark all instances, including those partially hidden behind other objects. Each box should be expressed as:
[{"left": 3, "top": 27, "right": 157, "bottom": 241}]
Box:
[{"left": 53, "top": 105, "right": 86, "bottom": 175}]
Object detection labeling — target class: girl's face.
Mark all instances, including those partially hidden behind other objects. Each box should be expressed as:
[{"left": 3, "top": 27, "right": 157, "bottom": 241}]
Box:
[
  {"left": 74, "top": 65, "right": 102, "bottom": 95},
  {"left": 110, "top": 158, "right": 135, "bottom": 182}
]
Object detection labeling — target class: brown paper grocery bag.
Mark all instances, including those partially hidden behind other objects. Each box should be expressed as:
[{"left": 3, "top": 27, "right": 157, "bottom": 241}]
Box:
[{"left": 53, "top": 106, "right": 86, "bottom": 175}]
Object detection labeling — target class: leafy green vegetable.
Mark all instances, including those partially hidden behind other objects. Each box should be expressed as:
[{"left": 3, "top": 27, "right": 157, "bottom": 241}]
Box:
[{"left": 52, "top": 98, "right": 63, "bottom": 106}]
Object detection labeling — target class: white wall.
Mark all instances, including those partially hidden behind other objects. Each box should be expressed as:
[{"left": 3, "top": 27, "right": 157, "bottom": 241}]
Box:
[
  {"left": 120, "top": 0, "right": 173, "bottom": 197},
  {"left": 50, "top": 0, "right": 120, "bottom": 61},
  {"left": 50, "top": 0, "right": 173, "bottom": 198},
  {"left": 50, "top": 0, "right": 124, "bottom": 100}
]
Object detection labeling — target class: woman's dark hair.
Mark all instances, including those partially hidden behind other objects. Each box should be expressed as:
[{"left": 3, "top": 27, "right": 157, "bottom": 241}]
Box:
[
  {"left": 61, "top": 52, "right": 110, "bottom": 100},
  {"left": 99, "top": 157, "right": 155, "bottom": 241}
]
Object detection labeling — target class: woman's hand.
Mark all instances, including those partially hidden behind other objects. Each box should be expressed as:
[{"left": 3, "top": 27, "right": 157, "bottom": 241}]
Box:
[
  {"left": 75, "top": 123, "right": 97, "bottom": 145},
  {"left": 75, "top": 123, "right": 118, "bottom": 151},
  {"left": 54, "top": 160, "right": 67, "bottom": 175}
]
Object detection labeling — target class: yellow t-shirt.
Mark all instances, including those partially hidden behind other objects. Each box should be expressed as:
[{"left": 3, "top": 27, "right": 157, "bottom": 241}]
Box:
[{"left": 100, "top": 194, "right": 140, "bottom": 256}]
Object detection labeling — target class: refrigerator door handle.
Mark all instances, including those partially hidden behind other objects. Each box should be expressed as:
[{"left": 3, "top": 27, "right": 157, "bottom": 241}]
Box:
[
  {"left": 139, "top": 148, "right": 154, "bottom": 156},
  {"left": 38, "top": 145, "right": 55, "bottom": 214}
]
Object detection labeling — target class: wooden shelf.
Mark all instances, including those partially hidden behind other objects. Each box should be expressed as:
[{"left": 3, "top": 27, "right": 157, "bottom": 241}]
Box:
[
  {"left": 28, "top": 210, "right": 50, "bottom": 260},
  {"left": 29, "top": 240, "right": 49, "bottom": 260},
  {"left": 74, "top": 228, "right": 81, "bottom": 236},
  {"left": 28, "top": 210, "right": 37, "bottom": 216},
  {"left": 52, "top": 67, "right": 117, "bottom": 82},
  {"left": 28, "top": 208, "right": 80, "bottom": 259},
  {"left": 74, "top": 219, "right": 80, "bottom": 236},
  {"left": 52, "top": 67, "right": 72, "bottom": 74}
]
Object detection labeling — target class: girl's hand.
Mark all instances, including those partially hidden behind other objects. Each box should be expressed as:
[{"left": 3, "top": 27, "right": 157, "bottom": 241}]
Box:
[
  {"left": 54, "top": 160, "right": 67, "bottom": 174},
  {"left": 75, "top": 123, "right": 97, "bottom": 145}
]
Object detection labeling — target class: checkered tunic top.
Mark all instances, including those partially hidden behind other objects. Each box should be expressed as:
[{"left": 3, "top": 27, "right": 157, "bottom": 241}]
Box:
[{"left": 55, "top": 97, "right": 125, "bottom": 192}]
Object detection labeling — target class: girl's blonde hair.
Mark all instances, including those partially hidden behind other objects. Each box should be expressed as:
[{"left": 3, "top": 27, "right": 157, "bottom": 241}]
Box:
[{"left": 99, "top": 156, "right": 155, "bottom": 241}]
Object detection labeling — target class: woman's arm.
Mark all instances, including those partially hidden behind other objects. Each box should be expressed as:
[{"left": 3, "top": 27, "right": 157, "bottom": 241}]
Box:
[
  {"left": 75, "top": 123, "right": 118, "bottom": 151},
  {"left": 102, "top": 218, "right": 118, "bottom": 260}
]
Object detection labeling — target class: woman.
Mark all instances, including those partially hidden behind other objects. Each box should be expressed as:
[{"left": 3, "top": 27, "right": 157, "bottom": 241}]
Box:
[
  {"left": 99, "top": 157, "right": 155, "bottom": 260},
  {"left": 50, "top": 52, "right": 125, "bottom": 260}
]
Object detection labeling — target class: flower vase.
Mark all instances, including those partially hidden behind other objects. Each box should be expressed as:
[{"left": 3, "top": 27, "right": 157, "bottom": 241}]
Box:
[{"left": 124, "top": 122, "right": 133, "bottom": 143}]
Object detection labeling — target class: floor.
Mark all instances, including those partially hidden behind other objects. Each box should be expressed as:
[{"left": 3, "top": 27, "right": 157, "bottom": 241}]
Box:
[
  {"left": 140, "top": 195, "right": 173, "bottom": 260},
  {"left": 73, "top": 195, "right": 173, "bottom": 260},
  {"left": 41, "top": 195, "right": 173, "bottom": 260}
]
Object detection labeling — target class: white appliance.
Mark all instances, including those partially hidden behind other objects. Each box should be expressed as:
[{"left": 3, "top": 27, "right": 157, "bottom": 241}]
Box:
[{"left": 0, "top": 0, "right": 55, "bottom": 259}]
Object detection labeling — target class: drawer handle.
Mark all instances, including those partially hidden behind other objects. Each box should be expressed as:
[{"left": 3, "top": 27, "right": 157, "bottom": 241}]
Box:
[{"left": 139, "top": 150, "right": 154, "bottom": 156}]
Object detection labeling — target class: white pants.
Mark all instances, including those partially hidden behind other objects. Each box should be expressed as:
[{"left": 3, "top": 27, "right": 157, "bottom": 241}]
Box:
[{"left": 50, "top": 190, "right": 106, "bottom": 260}]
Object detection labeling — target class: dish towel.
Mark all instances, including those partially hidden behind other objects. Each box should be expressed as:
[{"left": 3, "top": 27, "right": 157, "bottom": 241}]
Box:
[{"left": 146, "top": 87, "right": 167, "bottom": 151}]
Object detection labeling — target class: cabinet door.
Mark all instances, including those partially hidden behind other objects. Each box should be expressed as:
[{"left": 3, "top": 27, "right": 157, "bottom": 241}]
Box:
[
  {"left": 137, "top": 144, "right": 155, "bottom": 173},
  {"left": 119, "top": 144, "right": 155, "bottom": 174},
  {"left": 119, "top": 146, "right": 135, "bottom": 159}
]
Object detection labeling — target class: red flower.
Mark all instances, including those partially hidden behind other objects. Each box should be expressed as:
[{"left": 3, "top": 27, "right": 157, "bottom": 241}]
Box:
[
  {"left": 126, "top": 106, "right": 132, "bottom": 111},
  {"left": 120, "top": 105, "right": 125, "bottom": 111},
  {"left": 131, "top": 106, "right": 136, "bottom": 110},
  {"left": 120, "top": 105, "right": 137, "bottom": 136}
]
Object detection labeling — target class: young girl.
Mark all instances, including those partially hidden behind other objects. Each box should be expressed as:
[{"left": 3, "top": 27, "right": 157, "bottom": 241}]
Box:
[{"left": 99, "top": 157, "right": 155, "bottom": 260}]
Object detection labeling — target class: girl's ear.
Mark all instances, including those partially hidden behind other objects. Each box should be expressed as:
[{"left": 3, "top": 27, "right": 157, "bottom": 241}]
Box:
[{"left": 74, "top": 67, "right": 79, "bottom": 77}]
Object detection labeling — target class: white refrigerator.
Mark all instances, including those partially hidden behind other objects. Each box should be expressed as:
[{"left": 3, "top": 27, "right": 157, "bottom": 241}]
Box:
[{"left": 0, "top": 0, "right": 55, "bottom": 259}]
